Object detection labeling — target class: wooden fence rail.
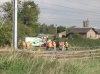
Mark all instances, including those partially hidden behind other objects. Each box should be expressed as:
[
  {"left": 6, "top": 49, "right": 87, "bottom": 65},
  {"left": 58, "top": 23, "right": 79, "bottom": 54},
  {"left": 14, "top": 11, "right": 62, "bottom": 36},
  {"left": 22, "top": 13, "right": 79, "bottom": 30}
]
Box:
[{"left": 0, "top": 49, "right": 100, "bottom": 60}]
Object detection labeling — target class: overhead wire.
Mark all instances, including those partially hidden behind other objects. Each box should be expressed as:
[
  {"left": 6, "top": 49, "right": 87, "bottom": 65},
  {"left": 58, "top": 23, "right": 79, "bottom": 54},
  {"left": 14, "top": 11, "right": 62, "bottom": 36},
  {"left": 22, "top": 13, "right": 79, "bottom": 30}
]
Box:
[
  {"left": 34, "top": 0, "right": 100, "bottom": 14},
  {"left": 40, "top": 7, "right": 100, "bottom": 16},
  {"left": 65, "top": 0, "right": 100, "bottom": 8},
  {"left": 32, "top": 0, "right": 100, "bottom": 26}
]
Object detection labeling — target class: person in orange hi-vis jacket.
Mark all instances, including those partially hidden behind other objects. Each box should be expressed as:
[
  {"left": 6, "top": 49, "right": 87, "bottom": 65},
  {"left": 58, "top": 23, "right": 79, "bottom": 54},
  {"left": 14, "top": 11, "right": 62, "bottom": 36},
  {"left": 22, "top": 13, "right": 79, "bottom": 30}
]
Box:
[
  {"left": 26, "top": 42, "right": 30, "bottom": 49},
  {"left": 61, "top": 42, "right": 65, "bottom": 51},
  {"left": 48, "top": 41, "right": 53, "bottom": 51},
  {"left": 52, "top": 41, "right": 56, "bottom": 51},
  {"left": 65, "top": 42, "right": 69, "bottom": 50},
  {"left": 22, "top": 41, "right": 26, "bottom": 49}
]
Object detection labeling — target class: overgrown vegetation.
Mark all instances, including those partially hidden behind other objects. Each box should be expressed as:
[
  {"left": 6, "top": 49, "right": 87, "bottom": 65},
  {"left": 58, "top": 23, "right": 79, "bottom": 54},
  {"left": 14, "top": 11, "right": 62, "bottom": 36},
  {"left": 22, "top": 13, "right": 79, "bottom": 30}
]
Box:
[
  {"left": 0, "top": 52, "right": 100, "bottom": 74},
  {"left": 56, "top": 34, "right": 100, "bottom": 50}
]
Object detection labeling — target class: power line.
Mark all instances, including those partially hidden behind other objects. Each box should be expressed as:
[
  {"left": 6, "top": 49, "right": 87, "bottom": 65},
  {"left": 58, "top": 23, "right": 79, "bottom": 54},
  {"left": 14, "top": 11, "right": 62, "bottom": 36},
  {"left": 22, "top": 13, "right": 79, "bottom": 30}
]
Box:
[
  {"left": 65, "top": 0, "right": 100, "bottom": 8},
  {"left": 40, "top": 7, "right": 100, "bottom": 16},
  {"left": 34, "top": 0, "right": 100, "bottom": 14},
  {"left": 40, "top": 11, "right": 100, "bottom": 18},
  {"left": 39, "top": 17, "right": 100, "bottom": 22}
]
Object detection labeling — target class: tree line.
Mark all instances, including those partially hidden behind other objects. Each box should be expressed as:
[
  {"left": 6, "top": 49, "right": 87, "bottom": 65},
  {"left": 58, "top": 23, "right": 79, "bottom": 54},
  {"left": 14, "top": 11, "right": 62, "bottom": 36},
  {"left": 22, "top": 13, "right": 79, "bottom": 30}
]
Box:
[{"left": 0, "top": 0, "right": 68, "bottom": 46}]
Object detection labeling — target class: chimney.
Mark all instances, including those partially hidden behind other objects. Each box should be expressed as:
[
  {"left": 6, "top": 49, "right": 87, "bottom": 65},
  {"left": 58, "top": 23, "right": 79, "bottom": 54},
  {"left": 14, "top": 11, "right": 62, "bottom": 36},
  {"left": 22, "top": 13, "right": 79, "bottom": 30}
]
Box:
[{"left": 83, "top": 19, "right": 89, "bottom": 27}]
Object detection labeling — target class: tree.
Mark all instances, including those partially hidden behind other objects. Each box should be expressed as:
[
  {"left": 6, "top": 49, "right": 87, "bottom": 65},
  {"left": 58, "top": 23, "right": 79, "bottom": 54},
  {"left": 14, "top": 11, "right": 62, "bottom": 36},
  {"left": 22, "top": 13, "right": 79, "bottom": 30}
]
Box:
[
  {"left": 0, "top": 0, "right": 40, "bottom": 46},
  {"left": 48, "top": 24, "right": 56, "bottom": 34},
  {"left": 40, "top": 23, "right": 48, "bottom": 34},
  {"left": 1, "top": 1, "right": 13, "bottom": 21},
  {"left": 18, "top": 1, "right": 40, "bottom": 36},
  {"left": 19, "top": 1, "right": 40, "bottom": 26},
  {"left": 57, "top": 26, "right": 66, "bottom": 33},
  {"left": 0, "top": 21, "right": 12, "bottom": 46}
]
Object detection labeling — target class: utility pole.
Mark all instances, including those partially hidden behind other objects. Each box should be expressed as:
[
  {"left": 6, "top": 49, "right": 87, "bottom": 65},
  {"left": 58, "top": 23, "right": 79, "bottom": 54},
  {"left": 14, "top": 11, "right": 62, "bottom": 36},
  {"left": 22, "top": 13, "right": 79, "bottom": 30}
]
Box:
[{"left": 13, "top": 0, "right": 17, "bottom": 49}]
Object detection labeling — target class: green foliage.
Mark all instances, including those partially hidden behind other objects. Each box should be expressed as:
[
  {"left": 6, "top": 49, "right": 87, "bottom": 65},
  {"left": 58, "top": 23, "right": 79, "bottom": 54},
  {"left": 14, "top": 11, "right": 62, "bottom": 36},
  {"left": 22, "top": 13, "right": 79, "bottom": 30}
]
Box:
[
  {"left": 47, "top": 24, "right": 56, "bottom": 34},
  {"left": 40, "top": 23, "right": 48, "bottom": 34},
  {"left": 0, "top": 21, "right": 12, "bottom": 46},
  {"left": 0, "top": 0, "right": 40, "bottom": 46},
  {"left": 57, "top": 26, "right": 66, "bottom": 33},
  {"left": 40, "top": 24, "right": 56, "bottom": 34},
  {"left": 57, "top": 36, "right": 100, "bottom": 50},
  {"left": 1, "top": 2, "right": 13, "bottom": 21},
  {"left": 0, "top": 52, "right": 100, "bottom": 74},
  {"left": 19, "top": 1, "right": 40, "bottom": 26},
  {"left": 18, "top": 23, "right": 34, "bottom": 40}
]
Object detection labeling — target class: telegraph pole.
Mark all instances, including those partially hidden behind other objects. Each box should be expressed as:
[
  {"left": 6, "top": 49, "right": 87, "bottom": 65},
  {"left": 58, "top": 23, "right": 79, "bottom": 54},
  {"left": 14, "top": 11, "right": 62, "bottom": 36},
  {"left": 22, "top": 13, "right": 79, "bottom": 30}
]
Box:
[{"left": 13, "top": 0, "right": 17, "bottom": 49}]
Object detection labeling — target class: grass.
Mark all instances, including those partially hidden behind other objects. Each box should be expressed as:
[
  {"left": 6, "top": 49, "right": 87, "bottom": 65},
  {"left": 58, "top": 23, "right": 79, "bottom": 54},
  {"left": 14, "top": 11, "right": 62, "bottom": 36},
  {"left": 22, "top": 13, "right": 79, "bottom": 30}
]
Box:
[{"left": 0, "top": 51, "right": 100, "bottom": 74}]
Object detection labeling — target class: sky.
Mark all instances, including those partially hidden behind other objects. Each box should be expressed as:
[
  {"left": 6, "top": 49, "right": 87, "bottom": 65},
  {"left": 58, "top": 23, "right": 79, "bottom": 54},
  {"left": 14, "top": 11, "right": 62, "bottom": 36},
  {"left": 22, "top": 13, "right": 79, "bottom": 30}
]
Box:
[{"left": 0, "top": 0, "right": 100, "bottom": 28}]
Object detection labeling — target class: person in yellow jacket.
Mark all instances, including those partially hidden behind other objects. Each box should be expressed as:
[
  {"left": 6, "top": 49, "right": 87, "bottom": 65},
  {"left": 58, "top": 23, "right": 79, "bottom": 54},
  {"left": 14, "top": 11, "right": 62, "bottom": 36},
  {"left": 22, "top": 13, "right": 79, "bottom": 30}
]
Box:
[
  {"left": 26, "top": 42, "right": 30, "bottom": 49},
  {"left": 22, "top": 41, "right": 26, "bottom": 49}
]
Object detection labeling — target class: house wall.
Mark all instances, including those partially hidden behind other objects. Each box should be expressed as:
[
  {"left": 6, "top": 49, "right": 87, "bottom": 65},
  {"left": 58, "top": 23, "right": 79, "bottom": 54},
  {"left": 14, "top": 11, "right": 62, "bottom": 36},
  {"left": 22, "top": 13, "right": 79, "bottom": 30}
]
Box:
[
  {"left": 87, "top": 29, "right": 96, "bottom": 39},
  {"left": 98, "top": 34, "right": 100, "bottom": 38},
  {"left": 59, "top": 31, "right": 66, "bottom": 38}
]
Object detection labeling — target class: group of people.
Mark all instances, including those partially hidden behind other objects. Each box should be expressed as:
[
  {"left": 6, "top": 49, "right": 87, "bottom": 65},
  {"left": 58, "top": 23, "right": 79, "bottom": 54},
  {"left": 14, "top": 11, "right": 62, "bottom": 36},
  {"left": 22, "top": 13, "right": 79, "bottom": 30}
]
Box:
[
  {"left": 45, "top": 39, "right": 69, "bottom": 51},
  {"left": 22, "top": 41, "right": 30, "bottom": 49},
  {"left": 21, "top": 37, "right": 69, "bottom": 51}
]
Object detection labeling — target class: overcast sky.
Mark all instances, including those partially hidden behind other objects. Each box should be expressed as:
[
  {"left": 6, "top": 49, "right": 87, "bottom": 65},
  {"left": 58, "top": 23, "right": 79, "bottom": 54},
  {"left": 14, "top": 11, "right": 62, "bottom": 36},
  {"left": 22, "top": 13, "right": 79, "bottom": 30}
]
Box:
[{"left": 0, "top": 0, "right": 100, "bottom": 28}]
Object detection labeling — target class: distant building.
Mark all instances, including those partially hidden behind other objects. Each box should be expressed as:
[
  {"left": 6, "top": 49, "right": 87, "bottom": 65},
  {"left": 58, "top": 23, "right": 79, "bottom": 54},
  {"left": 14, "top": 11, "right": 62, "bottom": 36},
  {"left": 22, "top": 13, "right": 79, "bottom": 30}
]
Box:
[
  {"left": 58, "top": 31, "right": 66, "bottom": 38},
  {"left": 83, "top": 19, "right": 89, "bottom": 27},
  {"left": 67, "top": 27, "right": 100, "bottom": 39}
]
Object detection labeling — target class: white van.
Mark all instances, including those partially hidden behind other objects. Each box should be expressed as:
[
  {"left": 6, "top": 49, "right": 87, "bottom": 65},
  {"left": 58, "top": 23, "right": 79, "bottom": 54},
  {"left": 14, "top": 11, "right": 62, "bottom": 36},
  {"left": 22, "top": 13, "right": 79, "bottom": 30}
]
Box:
[{"left": 25, "top": 37, "right": 44, "bottom": 46}]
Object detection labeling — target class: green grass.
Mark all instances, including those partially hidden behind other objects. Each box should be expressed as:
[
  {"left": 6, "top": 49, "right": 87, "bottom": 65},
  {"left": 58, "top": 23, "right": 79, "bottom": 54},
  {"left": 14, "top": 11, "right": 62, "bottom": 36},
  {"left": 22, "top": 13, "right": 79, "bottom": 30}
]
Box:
[{"left": 0, "top": 51, "right": 100, "bottom": 74}]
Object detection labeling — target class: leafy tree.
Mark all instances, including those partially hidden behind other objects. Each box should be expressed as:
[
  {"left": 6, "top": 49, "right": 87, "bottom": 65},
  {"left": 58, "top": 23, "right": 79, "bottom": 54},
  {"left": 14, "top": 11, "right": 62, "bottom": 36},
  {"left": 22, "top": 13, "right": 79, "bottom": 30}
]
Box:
[
  {"left": 19, "top": 1, "right": 40, "bottom": 26},
  {"left": 1, "top": 1, "right": 13, "bottom": 21},
  {"left": 40, "top": 23, "right": 48, "bottom": 34},
  {"left": 57, "top": 26, "right": 66, "bottom": 33},
  {"left": 0, "top": 21, "right": 12, "bottom": 46},
  {"left": 47, "top": 24, "right": 56, "bottom": 34},
  {"left": 0, "top": 0, "right": 40, "bottom": 46}
]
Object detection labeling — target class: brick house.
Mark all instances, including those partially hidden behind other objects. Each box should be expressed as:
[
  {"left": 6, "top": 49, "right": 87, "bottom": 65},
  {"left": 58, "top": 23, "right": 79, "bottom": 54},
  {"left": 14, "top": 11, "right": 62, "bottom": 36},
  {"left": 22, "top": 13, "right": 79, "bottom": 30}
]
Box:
[
  {"left": 67, "top": 27, "right": 99, "bottom": 39},
  {"left": 94, "top": 29, "right": 100, "bottom": 39}
]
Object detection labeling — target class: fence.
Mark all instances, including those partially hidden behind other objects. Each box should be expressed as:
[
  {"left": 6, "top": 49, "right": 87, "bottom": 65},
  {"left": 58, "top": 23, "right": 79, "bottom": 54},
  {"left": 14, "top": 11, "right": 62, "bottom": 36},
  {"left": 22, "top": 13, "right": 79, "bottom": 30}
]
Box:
[
  {"left": 33, "top": 49, "right": 100, "bottom": 60},
  {"left": 0, "top": 49, "right": 100, "bottom": 60}
]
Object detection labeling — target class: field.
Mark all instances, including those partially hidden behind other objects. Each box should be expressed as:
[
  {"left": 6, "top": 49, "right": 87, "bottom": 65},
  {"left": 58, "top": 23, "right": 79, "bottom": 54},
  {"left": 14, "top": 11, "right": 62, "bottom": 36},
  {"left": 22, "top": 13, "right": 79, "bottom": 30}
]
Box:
[{"left": 0, "top": 50, "right": 100, "bottom": 74}]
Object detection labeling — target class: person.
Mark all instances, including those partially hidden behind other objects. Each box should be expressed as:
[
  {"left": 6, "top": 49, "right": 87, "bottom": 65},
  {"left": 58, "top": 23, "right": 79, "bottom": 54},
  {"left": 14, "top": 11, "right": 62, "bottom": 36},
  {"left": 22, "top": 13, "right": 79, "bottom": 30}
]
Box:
[
  {"left": 52, "top": 41, "right": 56, "bottom": 51},
  {"left": 26, "top": 42, "right": 30, "bottom": 49},
  {"left": 22, "top": 41, "right": 26, "bottom": 49},
  {"left": 61, "top": 42, "right": 65, "bottom": 51},
  {"left": 65, "top": 42, "right": 69, "bottom": 50},
  {"left": 59, "top": 42, "right": 61, "bottom": 50},
  {"left": 48, "top": 40, "right": 53, "bottom": 51},
  {"left": 46, "top": 40, "right": 49, "bottom": 50}
]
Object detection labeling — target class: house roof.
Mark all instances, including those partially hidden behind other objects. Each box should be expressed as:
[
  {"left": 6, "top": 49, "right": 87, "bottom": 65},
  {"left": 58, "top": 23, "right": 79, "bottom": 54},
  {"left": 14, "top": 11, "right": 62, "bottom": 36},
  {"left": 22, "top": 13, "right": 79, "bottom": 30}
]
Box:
[
  {"left": 94, "top": 29, "right": 100, "bottom": 34},
  {"left": 69, "top": 27, "right": 93, "bottom": 33},
  {"left": 58, "top": 31, "right": 66, "bottom": 34}
]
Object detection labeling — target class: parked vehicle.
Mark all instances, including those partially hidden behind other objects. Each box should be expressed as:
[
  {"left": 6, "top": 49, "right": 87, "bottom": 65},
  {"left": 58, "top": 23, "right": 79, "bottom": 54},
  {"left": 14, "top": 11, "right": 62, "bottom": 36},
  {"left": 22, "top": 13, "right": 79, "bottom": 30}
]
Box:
[{"left": 25, "top": 37, "right": 44, "bottom": 46}]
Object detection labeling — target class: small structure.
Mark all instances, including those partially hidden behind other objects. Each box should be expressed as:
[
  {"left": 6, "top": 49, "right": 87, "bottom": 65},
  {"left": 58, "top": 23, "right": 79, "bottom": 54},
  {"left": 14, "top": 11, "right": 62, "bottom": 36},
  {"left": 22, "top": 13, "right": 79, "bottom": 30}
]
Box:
[{"left": 58, "top": 31, "right": 66, "bottom": 38}]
